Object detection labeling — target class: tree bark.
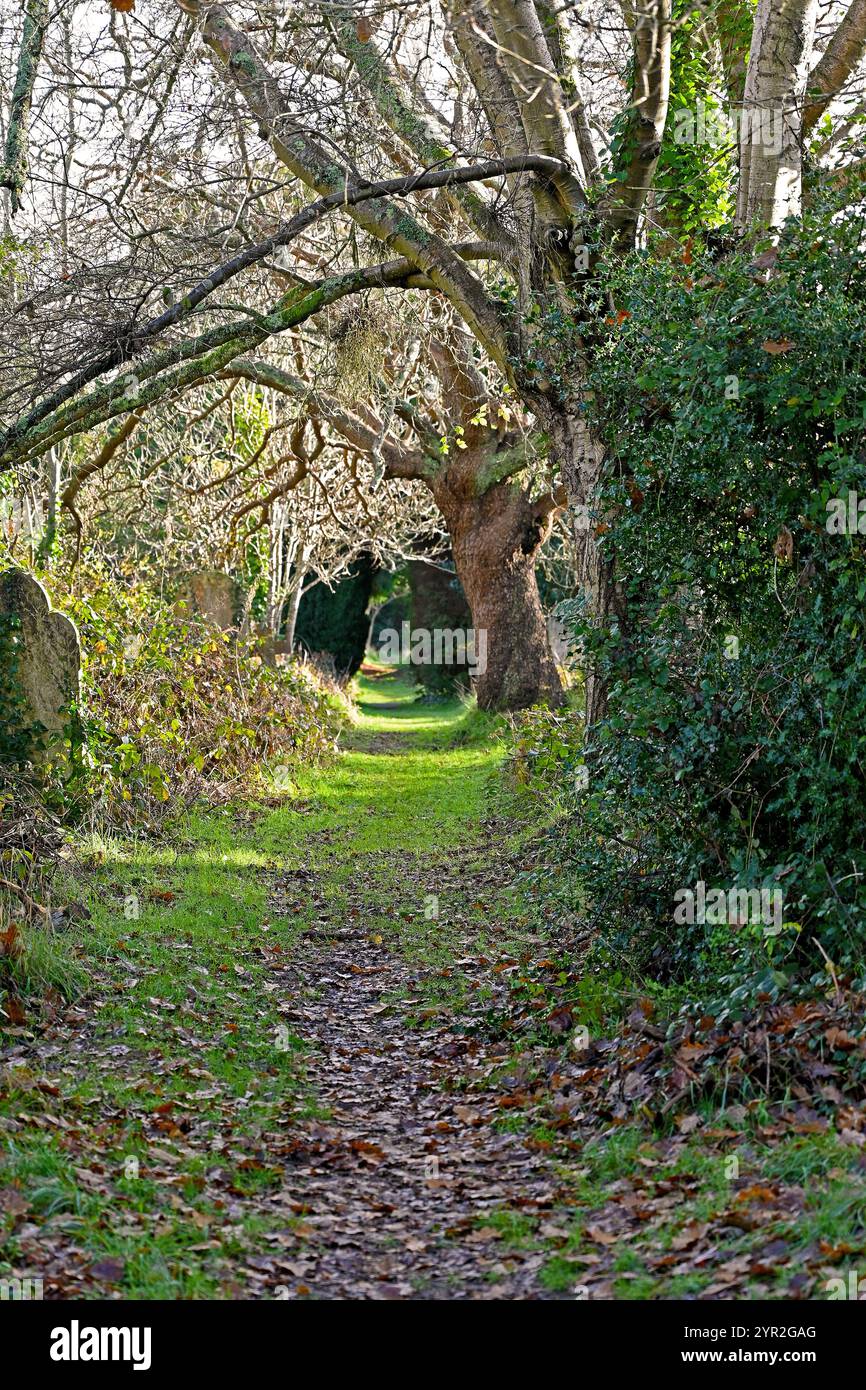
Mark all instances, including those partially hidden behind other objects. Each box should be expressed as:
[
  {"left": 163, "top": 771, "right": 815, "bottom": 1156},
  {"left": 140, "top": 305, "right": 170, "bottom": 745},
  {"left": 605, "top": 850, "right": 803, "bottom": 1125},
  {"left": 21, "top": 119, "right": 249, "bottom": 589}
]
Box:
[
  {"left": 0, "top": 0, "right": 49, "bottom": 215},
  {"left": 803, "top": 0, "right": 866, "bottom": 134},
  {"left": 283, "top": 572, "right": 305, "bottom": 651},
  {"left": 433, "top": 471, "right": 563, "bottom": 712},
  {"left": 551, "top": 408, "right": 622, "bottom": 727},
  {"left": 736, "top": 0, "right": 819, "bottom": 228}
]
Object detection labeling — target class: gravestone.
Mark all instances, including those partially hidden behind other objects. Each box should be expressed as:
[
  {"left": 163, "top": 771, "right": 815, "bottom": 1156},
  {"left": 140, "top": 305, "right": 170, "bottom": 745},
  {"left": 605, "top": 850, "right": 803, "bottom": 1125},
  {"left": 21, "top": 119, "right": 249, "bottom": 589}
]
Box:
[
  {"left": 0, "top": 568, "right": 80, "bottom": 754},
  {"left": 177, "top": 571, "right": 239, "bottom": 629}
]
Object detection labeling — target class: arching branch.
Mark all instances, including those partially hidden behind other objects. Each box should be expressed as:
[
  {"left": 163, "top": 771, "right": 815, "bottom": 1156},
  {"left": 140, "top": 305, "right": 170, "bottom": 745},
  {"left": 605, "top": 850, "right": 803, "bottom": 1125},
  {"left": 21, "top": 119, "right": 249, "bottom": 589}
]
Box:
[
  {"left": 1, "top": 263, "right": 427, "bottom": 469},
  {"left": 178, "top": 0, "right": 534, "bottom": 372},
  {"left": 217, "top": 359, "right": 437, "bottom": 485},
  {"left": 328, "top": 14, "right": 515, "bottom": 248}
]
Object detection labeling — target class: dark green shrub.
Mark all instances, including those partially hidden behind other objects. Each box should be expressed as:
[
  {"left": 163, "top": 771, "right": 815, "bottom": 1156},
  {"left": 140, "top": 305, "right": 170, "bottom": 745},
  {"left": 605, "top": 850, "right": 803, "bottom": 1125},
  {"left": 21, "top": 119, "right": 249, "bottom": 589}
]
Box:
[
  {"left": 44, "top": 569, "right": 346, "bottom": 822},
  {"left": 295, "top": 555, "right": 374, "bottom": 678},
  {"left": 543, "top": 187, "right": 866, "bottom": 1000}
]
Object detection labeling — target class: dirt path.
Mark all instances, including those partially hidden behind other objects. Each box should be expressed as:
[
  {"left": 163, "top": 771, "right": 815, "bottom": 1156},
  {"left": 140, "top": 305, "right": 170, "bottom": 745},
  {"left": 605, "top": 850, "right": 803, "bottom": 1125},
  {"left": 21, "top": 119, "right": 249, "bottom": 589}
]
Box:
[
  {"left": 5, "top": 670, "right": 865, "bottom": 1302},
  {"left": 250, "top": 674, "right": 567, "bottom": 1297},
  {"left": 269, "top": 866, "right": 563, "bottom": 1299}
]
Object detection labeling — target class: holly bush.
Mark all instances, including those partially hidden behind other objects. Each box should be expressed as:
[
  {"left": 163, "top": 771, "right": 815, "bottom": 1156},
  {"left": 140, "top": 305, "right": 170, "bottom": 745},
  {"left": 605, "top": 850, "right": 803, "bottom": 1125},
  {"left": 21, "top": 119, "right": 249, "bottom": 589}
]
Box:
[{"left": 547, "top": 186, "right": 866, "bottom": 1002}]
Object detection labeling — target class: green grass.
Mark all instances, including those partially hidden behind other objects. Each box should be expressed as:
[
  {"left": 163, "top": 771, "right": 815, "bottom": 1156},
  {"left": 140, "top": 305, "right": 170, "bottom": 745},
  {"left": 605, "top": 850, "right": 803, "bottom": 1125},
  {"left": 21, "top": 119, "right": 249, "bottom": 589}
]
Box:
[
  {"left": 526, "top": 1124, "right": 866, "bottom": 1299},
  {"left": 1, "top": 920, "right": 87, "bottom": 1001}
]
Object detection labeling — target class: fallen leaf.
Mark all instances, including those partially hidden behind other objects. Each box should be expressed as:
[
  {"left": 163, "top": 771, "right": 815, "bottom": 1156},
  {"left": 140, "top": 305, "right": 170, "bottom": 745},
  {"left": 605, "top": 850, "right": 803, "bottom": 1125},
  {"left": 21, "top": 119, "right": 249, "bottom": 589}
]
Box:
[
  {"left": 586, "top": 1225, "right": 618, "bottom": 1245},
  {"left": 762, "top": 338, "right": 794, "bottom": 354},
  {"left": 676, "top": 1113, "right": 701, "bottom": 1135},
  {"left": 774, "top": 525, "right": 794, "bottom": 562},
  {"left": 671, "top": 1220, "right": 709, "bottom": 1250}
]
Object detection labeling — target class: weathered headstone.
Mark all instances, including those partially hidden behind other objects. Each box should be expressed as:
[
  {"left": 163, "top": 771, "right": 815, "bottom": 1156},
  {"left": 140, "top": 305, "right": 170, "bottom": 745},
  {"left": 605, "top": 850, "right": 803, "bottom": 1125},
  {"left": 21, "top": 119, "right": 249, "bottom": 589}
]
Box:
[
  {"left": 0, "top": 568, "right": 80, "bottom": 755},
  {"left": 177, "top": 571, "right": 239, "bottom": 629}
]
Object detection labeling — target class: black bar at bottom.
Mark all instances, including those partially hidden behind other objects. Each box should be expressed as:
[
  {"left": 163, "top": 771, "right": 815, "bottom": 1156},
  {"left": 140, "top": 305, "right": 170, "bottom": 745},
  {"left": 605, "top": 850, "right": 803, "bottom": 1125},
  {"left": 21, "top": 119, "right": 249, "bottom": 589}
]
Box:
[{"left": 5, "top": 1295, "right": 859, "bottom": 1377}]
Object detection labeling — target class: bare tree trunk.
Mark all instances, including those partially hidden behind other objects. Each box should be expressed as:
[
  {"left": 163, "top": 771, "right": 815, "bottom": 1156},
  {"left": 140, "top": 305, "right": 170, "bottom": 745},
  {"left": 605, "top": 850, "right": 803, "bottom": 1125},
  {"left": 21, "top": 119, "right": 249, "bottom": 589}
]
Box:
[
  {"left": 736, "top": 0, "right": 819, "bottom": 228},
  {"left": 36, "top": 445, "right": 60, "bottom": 569},
  {"left": 281, "top": 540, "right": 311, "bottom": 650},
  {"left": 283, "top": 575, "right": 305, "bottom": 652},
  {"left": 551, "top": 409, "right": 622, "bottom": 727},
  {"left": 434, "top": 474, "right": 563, "bottom": 712}
]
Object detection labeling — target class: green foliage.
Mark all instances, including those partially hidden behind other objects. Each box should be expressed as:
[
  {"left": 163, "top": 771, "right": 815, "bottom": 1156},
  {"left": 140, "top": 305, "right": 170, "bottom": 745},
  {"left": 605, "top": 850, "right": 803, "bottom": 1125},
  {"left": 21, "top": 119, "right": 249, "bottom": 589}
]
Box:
[
  {"left": 295, "top": 554, "right": 374, "bottom": 677},
  {"left": 604, "top": 0, "right": 741, "bottom": 239},
  {"left": 652, "top": 1, "right": 738, "bottom": 235},
  {"left": 530, "top": 188, "right": 866, "bottom": 999},
  {"left": 505, "top": 706, "right": 585, "bottom": 803},
  {"left": 51, "top": 569, "right": 344, "bottom": 822}
]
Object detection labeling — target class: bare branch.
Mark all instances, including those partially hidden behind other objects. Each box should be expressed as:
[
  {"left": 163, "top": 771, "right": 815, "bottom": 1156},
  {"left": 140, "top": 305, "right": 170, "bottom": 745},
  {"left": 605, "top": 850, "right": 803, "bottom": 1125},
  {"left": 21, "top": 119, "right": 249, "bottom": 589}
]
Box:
[{"left": 0, "top": 0, "right": 49, "bottom": 213}]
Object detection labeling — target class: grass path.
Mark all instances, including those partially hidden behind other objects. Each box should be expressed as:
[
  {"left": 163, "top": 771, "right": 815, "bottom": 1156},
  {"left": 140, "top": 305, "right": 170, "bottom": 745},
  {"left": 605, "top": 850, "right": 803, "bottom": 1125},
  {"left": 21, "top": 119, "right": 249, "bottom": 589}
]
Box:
[
  {"left": 0, "top": 668, "right": 567, "bottom": 1299},
  {"left": 3, "top": 668, "right": 866, "bottom": 1301}
]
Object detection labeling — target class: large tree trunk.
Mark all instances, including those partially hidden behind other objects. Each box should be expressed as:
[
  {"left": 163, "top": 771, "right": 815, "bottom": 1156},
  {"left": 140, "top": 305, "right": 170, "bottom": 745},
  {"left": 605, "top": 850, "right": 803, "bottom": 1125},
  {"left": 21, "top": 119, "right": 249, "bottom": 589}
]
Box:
[{"left": 434, "top": 475, "right": 563, "bottom": 712}]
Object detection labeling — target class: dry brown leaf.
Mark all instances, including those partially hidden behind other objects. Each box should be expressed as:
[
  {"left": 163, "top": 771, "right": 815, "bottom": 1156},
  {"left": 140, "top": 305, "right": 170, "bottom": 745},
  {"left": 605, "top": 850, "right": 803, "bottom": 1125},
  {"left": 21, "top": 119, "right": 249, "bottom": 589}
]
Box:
[
  {"left": 774, "top": 525, "right": 794, "bottom": 562},
  {"left": 671, "top": 1220, "right": 709, "bottom": 1250},
  {"left": 586, "top": 1224, "right": 618, "bottom": 1245}
]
